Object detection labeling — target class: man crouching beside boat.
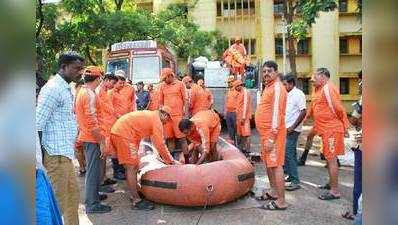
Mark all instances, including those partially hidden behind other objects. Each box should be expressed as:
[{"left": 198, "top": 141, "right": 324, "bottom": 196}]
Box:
[
  {"left": 108, "top": 106, "right": 179, "bottom": 210},
  {"left": 178, "top": 110, "right": 221, "bottom": 165}
]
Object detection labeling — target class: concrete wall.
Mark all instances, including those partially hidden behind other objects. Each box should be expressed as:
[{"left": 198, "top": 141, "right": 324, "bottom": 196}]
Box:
[
  {"left": 259, "top": 0, "right": 275, "bottom": 61},
  {"left": 312, "top": 10, "right": 340, "bottom": 86},
  {"left": 190, "top": 0, "right": 217, "bottom": 31},
  {"left": 339, "top": 16, "right": 361, "bottom": 33},
  {"left": 216, "top": 18, "right": 257, "bottom": 38},
  {"left": 339, "top": 55, "right": 361, "bottom": 73}
]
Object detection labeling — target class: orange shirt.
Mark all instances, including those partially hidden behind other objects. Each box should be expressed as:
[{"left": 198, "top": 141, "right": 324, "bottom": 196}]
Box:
[
  {"left": 148, "top": 89, "right": 160, "bottom": 111},
  {"left": 95, "top": 84, "right": 116, "bottom": 137},
  {"left": 191, "top": 85, "right": 212, "bottom": 115},
  {"left": 255, "top": 79, "right": 287, "bottom": 133},
  {"left": 158, "top": 80, "right": 186, "bottom": 117},
  {"left": 75, "top": 87, "right": 101, "bottom": 143},
  {"left": 110, "top": 110, "right": 174, "bottom": 164},
  {"left": 111, "top": 84, "right": 135, "bottom": 117},
  {"left": 311, "top": 81, "right": 349, "bottom": 135},
  {"left": 120, "top": 84, "right": 136, "bottom": 112},
  {"left": 187, "top": 110, "right": 220, "bottom": 154},
  {"left": 204, "top": 88, "right": 213, "bottom": 109},
  {"left": 236, "top": 88, "right": 252, "bottom": 120},
  {"left": 225, "top": 89, "right": 239, "bottom": 112}
]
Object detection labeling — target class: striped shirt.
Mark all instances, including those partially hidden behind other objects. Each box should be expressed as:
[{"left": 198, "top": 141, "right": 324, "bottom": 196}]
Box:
[{"left": 36, "top": 74, "right": 78, "bottom": 159}]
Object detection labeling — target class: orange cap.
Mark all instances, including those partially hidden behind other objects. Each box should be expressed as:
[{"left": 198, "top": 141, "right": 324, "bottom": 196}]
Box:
[
  {"left": 160, "top": 105, "right": 172, "bottom": 115},
  {"left": 83, "top": 66, "right": 103, "bottom": 77},
  {"left": 161, "top": 68, "right": 174, "bottom": 81},
  {"left": 232, "top": 80, "right": 243, "bottom": 88}
]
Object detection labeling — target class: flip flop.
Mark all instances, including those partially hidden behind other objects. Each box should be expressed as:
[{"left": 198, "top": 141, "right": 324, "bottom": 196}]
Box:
[
  {"left": 342, "top": 211, "right": 355, "bottom": 220},
  {"left": 258, "top": 200, "right": 287, "bottom": 211},
  {"left": 319, "top": 191, "right": 341, "bottom": 200},
  {"left": 255, "top": 192, "right": 277, "bottom": 201},
  {"left": 318, "top": 183, "right": 331, "bottom": 190}
]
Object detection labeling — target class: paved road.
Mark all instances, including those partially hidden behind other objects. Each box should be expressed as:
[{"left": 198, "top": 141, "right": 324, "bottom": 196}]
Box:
[{"left": 76, "top": 126, "right": 354, "bottom": 225}]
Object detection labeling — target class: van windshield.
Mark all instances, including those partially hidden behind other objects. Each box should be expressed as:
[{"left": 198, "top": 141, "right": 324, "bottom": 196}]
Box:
[
  {"left": 132, "top": 56, "right": 160, "bottom": 84},
  {"left": 106, "top": 58, "right": 129, "bottom": 78}
]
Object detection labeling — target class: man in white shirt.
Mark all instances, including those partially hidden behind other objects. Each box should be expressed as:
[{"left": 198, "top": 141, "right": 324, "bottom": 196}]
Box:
[{"left": 282, "top": 74, "right": 307, "bottom": 191}]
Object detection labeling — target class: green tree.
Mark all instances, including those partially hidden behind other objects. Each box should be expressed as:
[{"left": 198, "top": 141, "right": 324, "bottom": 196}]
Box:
[
  {"left": 279, "top": 0, "right": 337, "bottom": 76},
  {"left": 35, "top": 1, "right": 229, "bottom": 78}
]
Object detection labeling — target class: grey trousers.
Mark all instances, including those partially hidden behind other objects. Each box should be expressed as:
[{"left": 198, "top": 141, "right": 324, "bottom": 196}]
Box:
[
  {"left": 83, "top": 142, "right": 101, "bottom": 209},
  {"left": 226, "top": 112, "right": 237, "bottom": 145}
]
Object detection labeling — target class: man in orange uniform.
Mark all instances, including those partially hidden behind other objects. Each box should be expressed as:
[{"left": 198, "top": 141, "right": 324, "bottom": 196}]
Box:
[
  {"left": 255, "top": 61, "right": 288, "bottom": 210},
  {"left": 182, "top": 75, "right": 193, "bottom": 106},
  {"left": 75, "top": 66, "right": 112, "bottom": 214},
  {"left": 198, "top": 79, "right": 214, "bottom": 110},
  {"left": 147, "top": 83, "right": 159, "bottom": 111},
  {"left": 224, "top": 75, "right": 238, "bottom": 145},
  {"left": 110, "top": 107, "right": 178, "bottom": 210},
  {"left": 178, "top": 110, "right": 221, "bottom": 165},
  {"left": 223, "top": 37, "right": 248, "bottom": 77},
  {"left": 234, "top": 79, "right": 252, "bottom": 155},
  {"left": 95, "top": 73, "right": 118, "bottom": 189},
  {"left": 190, "top": 79, "right": 213, "bottom": 115},
  {"left": 158, "top": 68, "right": 189, "bottom": 163},
  {"left": 309, "top": 68, "right": 349, "bottom": 200},
  {"left": 111, "top": 70, "right": 136, "bottom": 118}
]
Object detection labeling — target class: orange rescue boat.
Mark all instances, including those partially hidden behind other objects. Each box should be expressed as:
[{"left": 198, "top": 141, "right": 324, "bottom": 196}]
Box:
[{"left": 138, "top": 137, "right": 255, "bottom": 207}]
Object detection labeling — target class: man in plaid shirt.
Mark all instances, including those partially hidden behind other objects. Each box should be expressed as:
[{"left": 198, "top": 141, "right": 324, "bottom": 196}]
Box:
[{"left": 36, "top": 52, "right": 84, "bottom": 225}]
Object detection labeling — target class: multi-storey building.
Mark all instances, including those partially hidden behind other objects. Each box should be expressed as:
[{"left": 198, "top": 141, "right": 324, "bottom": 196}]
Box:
[{"left": 137, "top": 0, "right": 362, "bottom": 109}]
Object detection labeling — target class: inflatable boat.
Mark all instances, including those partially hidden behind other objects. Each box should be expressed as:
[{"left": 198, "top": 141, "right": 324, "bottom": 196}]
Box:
[{"left": 138, "top": 137, "right": 255, "bottom": 207}]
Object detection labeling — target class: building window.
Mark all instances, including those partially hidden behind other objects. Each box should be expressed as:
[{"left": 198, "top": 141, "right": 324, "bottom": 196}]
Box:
[
  {"left": 219, "top": 0, "right": 255, "bottom": 17},
  {"left": 340, "top": 38, "right": 348, "bottom": 54},
  {"left": 275, "top": 38, "right": 283, "bottom": 55},
  {"left": 340, "top": 78, "right": 350, "bottom": 95},
  {"left": 339, "top": 0, "right": 348, "bottom": 12},
  {"left": 297, "top": 78, "right": 310, "bottom": 95},
  {"left": 274, "top": 0, "right": 284, "bottom": 14},
  {"left": 297, "top": 39, "right": 309, "bottom": 55}
]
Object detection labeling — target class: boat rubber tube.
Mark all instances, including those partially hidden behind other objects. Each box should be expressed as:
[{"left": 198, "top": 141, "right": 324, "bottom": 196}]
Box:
[{"left": 138, "top": 138, "right": 255, "bottom": 207}]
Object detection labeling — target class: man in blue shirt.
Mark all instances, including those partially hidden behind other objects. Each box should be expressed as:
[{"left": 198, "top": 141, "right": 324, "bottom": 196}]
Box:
[
  {"left": 136, "top": 81, "right": 150, "bottom": 110},
  {"left": 36, "top": 52, "right": 84, "bottom": 225}
]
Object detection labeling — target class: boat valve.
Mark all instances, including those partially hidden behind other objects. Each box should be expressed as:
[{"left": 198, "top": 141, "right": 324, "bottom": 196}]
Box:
[{"left": 207, "top": 184, "right": 214, "bottom": 193}]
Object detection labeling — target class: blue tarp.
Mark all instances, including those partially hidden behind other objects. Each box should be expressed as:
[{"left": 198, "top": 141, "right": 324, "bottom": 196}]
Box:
[{"left": 36, "top": 169, "right": 63, "bottom": 225}]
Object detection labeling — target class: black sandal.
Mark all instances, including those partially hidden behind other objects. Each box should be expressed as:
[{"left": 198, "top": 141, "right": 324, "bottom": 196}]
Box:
[
  {"left": 255, "top": 192, "right": 277, "bottom": 201},
  {"left": 342, "top": 211, "right": 355, "bottom": 220},
  {"left": 318, "top": 183, "right": 331, "bottom": 190},
  {"left": 132, "top": 199, "right": 155, "bottom": 211},
  {"left": 258, "top": 200, "right": 287, "bottom": 211},
  {"left": 319, "top": 191, "right": 341, "bottom": 200}
]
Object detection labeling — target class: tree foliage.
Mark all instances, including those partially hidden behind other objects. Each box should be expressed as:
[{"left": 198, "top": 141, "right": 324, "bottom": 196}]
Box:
[
  {"left": 36, "top": 0, "right": 227, "bottom": 78},
  {"left": 280, "top": 0, "right": 337, "bottom": 76}
]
